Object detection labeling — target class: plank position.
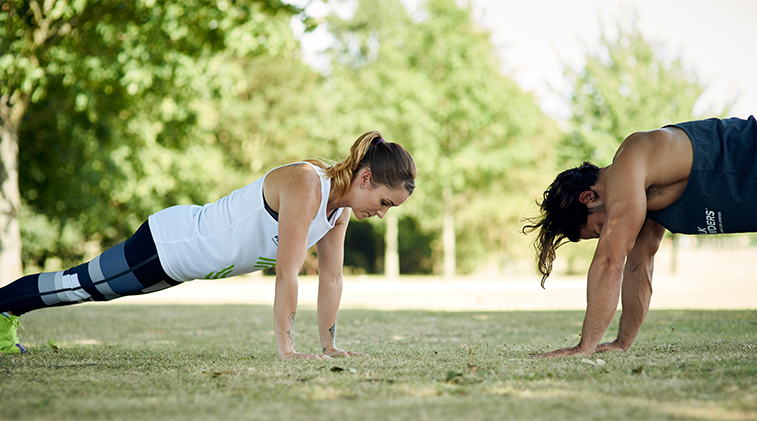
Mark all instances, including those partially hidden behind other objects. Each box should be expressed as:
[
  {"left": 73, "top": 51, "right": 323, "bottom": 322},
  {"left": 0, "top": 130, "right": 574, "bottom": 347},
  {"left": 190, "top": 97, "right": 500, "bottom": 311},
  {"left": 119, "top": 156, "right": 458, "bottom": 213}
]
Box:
[
  {"left": 523, "top": 116, "right": 757, "bottom": 358},
  {"left": 1, "top": 131, "right": 416, "bottom": 359}
]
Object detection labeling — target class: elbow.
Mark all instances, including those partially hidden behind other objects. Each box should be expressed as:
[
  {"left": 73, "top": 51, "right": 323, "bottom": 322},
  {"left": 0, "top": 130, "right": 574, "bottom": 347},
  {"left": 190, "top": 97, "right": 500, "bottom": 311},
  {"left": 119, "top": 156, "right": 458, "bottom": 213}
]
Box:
[
  {"left": 593, "top": 255, "right": 626, "bottom": 275},
  {"left": 274, "top": 270, "right": 300, "bottom": 286},
  {"left": 318, "top": 267, "right": 343, "bottom": 285},
  {"left": 275, "top": 263, "right": 303, "bottom": 282},
  {"left": 320, "top": 274, "right": 343, "bottom": 286}
]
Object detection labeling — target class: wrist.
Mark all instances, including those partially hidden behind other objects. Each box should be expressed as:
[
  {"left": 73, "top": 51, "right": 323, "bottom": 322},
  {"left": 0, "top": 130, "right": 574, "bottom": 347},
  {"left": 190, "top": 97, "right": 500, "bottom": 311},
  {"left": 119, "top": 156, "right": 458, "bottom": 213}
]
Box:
[
  {"left": 577, "top": 342, "right": 597, "bottom": 356},
  {"left": 277, "top": 345, "right": 295, "bottom": 357},
  {"left": 615, "top": 337, "right": 633, "bottom": 351},
  {"left": 321, "top": 343, "right": 336, "bottom": 352}
]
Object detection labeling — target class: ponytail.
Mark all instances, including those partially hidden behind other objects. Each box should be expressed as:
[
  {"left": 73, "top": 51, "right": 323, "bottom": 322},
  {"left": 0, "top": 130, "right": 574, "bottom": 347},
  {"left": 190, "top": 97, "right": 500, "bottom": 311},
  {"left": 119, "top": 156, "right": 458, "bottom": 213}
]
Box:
[{"left": 307, "top": 131, "right": 416, "bottom": 201}]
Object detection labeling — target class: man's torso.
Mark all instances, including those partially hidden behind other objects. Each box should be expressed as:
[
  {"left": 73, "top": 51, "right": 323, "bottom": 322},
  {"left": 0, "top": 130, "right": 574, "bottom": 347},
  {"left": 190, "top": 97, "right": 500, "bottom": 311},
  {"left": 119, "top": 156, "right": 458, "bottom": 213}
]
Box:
[{"left": 643, "top": 116, "right": 757, "bottom": 234}]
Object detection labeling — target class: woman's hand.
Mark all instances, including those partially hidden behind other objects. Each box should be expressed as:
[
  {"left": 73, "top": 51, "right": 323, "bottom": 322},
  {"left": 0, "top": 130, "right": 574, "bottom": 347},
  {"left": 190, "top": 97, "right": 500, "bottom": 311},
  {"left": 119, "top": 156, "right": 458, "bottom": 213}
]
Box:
[
  {"left": 279, "top": 350, "right": 332, "bottom": 361},
  {"left": 323, "top": 346, "right": 368, "bottom": 358}
]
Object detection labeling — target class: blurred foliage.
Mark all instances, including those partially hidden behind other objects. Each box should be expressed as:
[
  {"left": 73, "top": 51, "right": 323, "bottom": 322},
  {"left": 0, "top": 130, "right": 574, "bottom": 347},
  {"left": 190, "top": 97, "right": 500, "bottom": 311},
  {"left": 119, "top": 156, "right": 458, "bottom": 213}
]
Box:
[
  {"left": 397, "top": 216, "right": 435, "bottom": 275},
  {"left": 343, "top": 219, "right": 381, "bottom": 274},
  {"left": 551, "top": 18, "right": 734, "bottom": 277},
  {"left": 10, "top": 0, "right": 307, "bottom": 267},
  {"left": 7, "top": 1, "right": 734, "bottom": 278},
  {"left": 560, "top": 19, "right": 733, "bottom": 166},
  {"left": 325, "top": 0, "right": 559, "bottom": 275},
  {"left": 341, "top": 216, "right": 436, "bottom": 275}
]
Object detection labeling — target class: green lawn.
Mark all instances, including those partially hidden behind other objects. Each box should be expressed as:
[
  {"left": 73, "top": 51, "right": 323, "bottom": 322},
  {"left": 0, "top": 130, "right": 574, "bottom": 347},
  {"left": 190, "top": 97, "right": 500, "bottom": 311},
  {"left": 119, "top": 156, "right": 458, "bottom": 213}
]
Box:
[{"left": 2, "top": 305, "right": 756, "bottom": 420}]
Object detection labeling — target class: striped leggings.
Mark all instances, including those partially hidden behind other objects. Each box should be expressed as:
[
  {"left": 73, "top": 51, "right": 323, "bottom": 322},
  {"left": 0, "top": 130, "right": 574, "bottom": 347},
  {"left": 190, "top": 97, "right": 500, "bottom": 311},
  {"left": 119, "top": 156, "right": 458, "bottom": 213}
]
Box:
[{"left": 0, "top": 222, "right": 182, "bottom": 316}]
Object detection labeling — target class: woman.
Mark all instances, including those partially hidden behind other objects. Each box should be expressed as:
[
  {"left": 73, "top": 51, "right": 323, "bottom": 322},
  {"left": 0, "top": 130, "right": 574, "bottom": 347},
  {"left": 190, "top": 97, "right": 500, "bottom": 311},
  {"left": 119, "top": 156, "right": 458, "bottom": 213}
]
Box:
[{"left": 0, "top": 131, "right": 417, "bottom": 360}]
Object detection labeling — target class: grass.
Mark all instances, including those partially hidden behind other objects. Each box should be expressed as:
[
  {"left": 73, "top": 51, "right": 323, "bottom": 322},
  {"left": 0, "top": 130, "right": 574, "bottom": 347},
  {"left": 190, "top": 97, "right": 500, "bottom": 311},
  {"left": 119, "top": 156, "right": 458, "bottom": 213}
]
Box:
[{"left": 2, "top": 304, "right": 756, "bottom": 420}]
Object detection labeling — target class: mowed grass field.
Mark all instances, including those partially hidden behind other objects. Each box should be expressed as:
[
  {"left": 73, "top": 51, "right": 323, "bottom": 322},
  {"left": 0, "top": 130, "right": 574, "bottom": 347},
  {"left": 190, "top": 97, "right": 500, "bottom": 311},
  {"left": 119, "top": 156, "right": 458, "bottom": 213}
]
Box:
[{"left": 2, "top": 305, "right": 756, "bottom": 420}]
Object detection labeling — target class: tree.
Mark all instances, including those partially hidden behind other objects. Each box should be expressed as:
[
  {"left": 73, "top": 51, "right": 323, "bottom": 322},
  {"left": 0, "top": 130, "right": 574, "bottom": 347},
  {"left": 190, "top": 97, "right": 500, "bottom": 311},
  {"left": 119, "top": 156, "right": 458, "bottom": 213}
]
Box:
[
  {"left": 2, "top": 0, "right": 302, "bottom": 283},
  {"left": 557, "top": 18, "right": 734, "bottom": 275},
  {"left": 211, "top": 53, "right": 340, "bottom": 177},
  {"left": 561, "top": 19, "right": 733, "bottom": 165},
  {"left": 326, "top": 0, "right": 556, "bottom": 276},
  {"left": 324, "top": 0, "right": 438, "bottom": 277}
]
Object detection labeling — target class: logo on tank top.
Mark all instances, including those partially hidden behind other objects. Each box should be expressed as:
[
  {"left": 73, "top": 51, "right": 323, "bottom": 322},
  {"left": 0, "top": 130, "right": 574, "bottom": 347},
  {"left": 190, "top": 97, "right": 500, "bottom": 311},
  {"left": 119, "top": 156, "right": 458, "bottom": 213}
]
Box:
[
  {"left": 254, "top": 257, "right": 276, "bottom": 270},
  {"left": 206, "top": 265, "right": 235, "bottom": 279},
  {"left": 697, "top": 208, "right": 723, "bottom": 234},
  {"left": 271, "top": 235, "right": 279, "bottom": 246}
]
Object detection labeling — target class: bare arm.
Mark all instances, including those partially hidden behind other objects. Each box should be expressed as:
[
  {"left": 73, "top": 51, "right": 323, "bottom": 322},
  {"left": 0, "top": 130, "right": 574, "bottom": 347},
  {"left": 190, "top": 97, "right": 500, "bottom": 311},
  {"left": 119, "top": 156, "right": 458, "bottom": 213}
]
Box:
[
  {"left": 533, "top": 230, "right": 636, "bottom": 359},
  {"left": 271, "top": 166, "right": 328, "bottom": 360},
  {"left": 535, "top": 147, "right": 651, "bottom": 358},
  {"left": 597, "top": 219, "right": 665, "bottom": 352},
  {"left": 315, "top": 209, "right": 364, "bottom": 357}
]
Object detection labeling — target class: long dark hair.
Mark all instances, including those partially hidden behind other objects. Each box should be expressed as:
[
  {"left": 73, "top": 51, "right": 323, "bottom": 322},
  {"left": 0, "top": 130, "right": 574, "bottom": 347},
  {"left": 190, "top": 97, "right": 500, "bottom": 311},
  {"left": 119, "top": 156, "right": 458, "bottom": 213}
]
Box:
[{"left": 522, "top": 161, "right": 600, "bottom": 287}]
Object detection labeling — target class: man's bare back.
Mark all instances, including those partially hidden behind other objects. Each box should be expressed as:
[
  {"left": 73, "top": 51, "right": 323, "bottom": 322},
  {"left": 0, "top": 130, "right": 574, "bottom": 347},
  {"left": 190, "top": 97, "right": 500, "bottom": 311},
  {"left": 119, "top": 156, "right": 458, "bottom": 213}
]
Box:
[{"left": 610, "top": 126, "right": 693, "bottom": 213}]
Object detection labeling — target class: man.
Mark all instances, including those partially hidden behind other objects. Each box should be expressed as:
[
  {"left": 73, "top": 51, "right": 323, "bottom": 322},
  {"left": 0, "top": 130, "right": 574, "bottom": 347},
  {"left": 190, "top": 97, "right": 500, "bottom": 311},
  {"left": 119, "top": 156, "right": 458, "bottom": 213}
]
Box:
[{"left": 523, "top": 116, "right": 757, "bottom": 358}]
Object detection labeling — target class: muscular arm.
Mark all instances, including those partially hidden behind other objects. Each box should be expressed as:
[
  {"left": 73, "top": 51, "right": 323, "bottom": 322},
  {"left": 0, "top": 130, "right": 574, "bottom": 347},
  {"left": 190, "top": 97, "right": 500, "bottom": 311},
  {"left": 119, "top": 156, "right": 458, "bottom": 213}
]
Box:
[
  {"left": 535, "top": 145, "right": 651, "bottom": 358},
  {"left": 597, "top": 219, "right": 665, "bottom": 352},
  {"left": 534, "top": 128, "right": 691, "bottom": 359}
]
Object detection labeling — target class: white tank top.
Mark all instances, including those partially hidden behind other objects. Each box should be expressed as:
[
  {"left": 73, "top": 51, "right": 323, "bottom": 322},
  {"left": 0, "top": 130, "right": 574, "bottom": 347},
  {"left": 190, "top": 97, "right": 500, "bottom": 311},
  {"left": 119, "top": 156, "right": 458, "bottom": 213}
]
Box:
[{"left": 148, "top": 162, "right": 343, "bottom": 282}]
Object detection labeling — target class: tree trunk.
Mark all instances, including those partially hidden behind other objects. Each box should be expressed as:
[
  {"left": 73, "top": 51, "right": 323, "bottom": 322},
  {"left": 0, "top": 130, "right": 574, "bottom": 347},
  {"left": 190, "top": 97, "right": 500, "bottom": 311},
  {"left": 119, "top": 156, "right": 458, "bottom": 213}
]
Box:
[
  {"left": 384, "top": 212, "right": 399, "bottom": 279},
  {"left": 0, "top": 92, "right": 28, "bottom": 286},
  {"left": 442, "top": 200, "right": 456, "bottom": 279}
]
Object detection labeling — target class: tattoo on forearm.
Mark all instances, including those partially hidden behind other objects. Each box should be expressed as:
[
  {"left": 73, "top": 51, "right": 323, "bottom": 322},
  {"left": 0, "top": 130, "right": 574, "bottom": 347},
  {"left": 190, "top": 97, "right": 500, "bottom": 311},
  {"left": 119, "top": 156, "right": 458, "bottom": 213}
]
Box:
[
  {"left": 323, "top": 323, "right": 336, "bottom": 353},
  {"left": 328, "top": 322, "right": 336, "bottom": 345},
  {"left": 286, "top": 312, "right": 295, "bottom": 341}
]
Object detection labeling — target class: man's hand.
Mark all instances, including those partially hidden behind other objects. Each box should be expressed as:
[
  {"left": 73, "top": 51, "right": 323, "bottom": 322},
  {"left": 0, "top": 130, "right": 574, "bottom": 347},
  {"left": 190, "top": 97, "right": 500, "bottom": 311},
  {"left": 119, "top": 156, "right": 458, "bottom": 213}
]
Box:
[
  {"left": 323, "top": 346, "right": 368, "bottom": 358},
  {"left": 530, "top": 345, "right": 592, "bottom": 359},
  {"left": 596, "top": 340, "right": 627, "bottom": 353}
]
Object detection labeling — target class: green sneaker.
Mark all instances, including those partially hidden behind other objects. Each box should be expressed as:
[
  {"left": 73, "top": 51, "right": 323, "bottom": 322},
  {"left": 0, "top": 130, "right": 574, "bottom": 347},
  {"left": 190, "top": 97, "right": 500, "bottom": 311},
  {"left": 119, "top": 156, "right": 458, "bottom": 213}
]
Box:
[{"left": 0, "top": 314, "right": 26, "bottom": 354}]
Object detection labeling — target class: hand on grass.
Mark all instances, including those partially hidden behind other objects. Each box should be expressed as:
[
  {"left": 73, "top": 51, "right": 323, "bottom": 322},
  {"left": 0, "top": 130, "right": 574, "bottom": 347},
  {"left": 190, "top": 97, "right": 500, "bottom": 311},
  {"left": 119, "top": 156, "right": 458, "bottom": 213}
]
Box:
[
  {"left": 323, "top": 347, "right": 368, "bottom": 358},
  {"left": 280, "top": 351, "right": 332, "bottom": 361},
  {"left": 530, "top": 345, "right": 592, "bottom": 359},
  {"left": 596, "top": 340, "right": 626, "bottom": 353}
]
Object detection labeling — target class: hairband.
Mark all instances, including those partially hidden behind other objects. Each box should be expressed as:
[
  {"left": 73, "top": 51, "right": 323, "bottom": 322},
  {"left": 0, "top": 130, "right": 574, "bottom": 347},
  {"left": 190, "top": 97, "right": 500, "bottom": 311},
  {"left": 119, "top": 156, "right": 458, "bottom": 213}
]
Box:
[{"left": 375, "top": 138, "right": 385, "bottom": 145}]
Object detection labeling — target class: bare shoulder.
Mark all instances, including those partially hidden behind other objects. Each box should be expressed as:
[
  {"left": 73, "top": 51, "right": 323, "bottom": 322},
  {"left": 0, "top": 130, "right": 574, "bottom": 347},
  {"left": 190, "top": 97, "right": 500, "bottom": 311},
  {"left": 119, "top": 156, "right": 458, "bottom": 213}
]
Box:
[
  {"left": 612, "top": 127, "right": 693, "bottom": 209},
  {"left": 270, "top": 163, "right": 320, "bottom": 182},
  {"left": 264, "top": 163, "right": 322, "bottom": 214},
  {"left": 615, "top": 128, "right": 692, "bottom": 173},
  {"left": 614, "top": 127, "right": 691, "bottom": 160}
]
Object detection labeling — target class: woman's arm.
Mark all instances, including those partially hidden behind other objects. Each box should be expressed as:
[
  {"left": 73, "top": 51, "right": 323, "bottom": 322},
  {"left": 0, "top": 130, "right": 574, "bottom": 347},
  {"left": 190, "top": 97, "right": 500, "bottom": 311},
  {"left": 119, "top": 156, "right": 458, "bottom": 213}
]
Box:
[
  {"left": 315, "top": 209, "right": 366, "bottom": 357},
  {"left": 269, "top": 165, "right": 327, "bottom": 360}
]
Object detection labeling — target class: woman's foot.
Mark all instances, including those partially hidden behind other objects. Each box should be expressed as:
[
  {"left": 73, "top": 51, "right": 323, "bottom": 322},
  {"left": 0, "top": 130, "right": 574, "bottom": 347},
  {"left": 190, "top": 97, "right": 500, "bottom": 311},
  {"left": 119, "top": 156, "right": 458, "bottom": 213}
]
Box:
[{"left": 0, "top": 314, "right": 26, "bottom": 354}]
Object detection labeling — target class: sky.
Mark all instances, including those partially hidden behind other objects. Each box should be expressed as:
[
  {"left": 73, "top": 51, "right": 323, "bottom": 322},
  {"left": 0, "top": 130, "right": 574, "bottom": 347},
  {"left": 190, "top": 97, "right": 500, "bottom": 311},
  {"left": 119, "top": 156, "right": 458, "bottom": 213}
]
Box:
[
  {"left": 293, "top": 0, "right": 757, "bottom": 122},
  {"left": 470, "top": 0, "right": 757, "bottom": 120}
]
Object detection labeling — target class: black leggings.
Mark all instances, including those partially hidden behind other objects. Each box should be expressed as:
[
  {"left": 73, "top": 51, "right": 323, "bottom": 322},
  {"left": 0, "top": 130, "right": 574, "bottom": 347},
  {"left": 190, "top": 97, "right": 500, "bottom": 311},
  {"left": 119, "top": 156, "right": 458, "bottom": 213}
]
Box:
[{"left": 0, "top": 222, "right": 181, "bottom": 316}]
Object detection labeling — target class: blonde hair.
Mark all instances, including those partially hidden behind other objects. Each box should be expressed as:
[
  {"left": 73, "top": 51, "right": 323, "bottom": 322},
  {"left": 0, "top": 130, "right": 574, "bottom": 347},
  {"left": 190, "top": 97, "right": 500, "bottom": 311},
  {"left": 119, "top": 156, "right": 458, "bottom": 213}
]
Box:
[{"left": 306, "top": 131, "right": 416, "bottom": 201}]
